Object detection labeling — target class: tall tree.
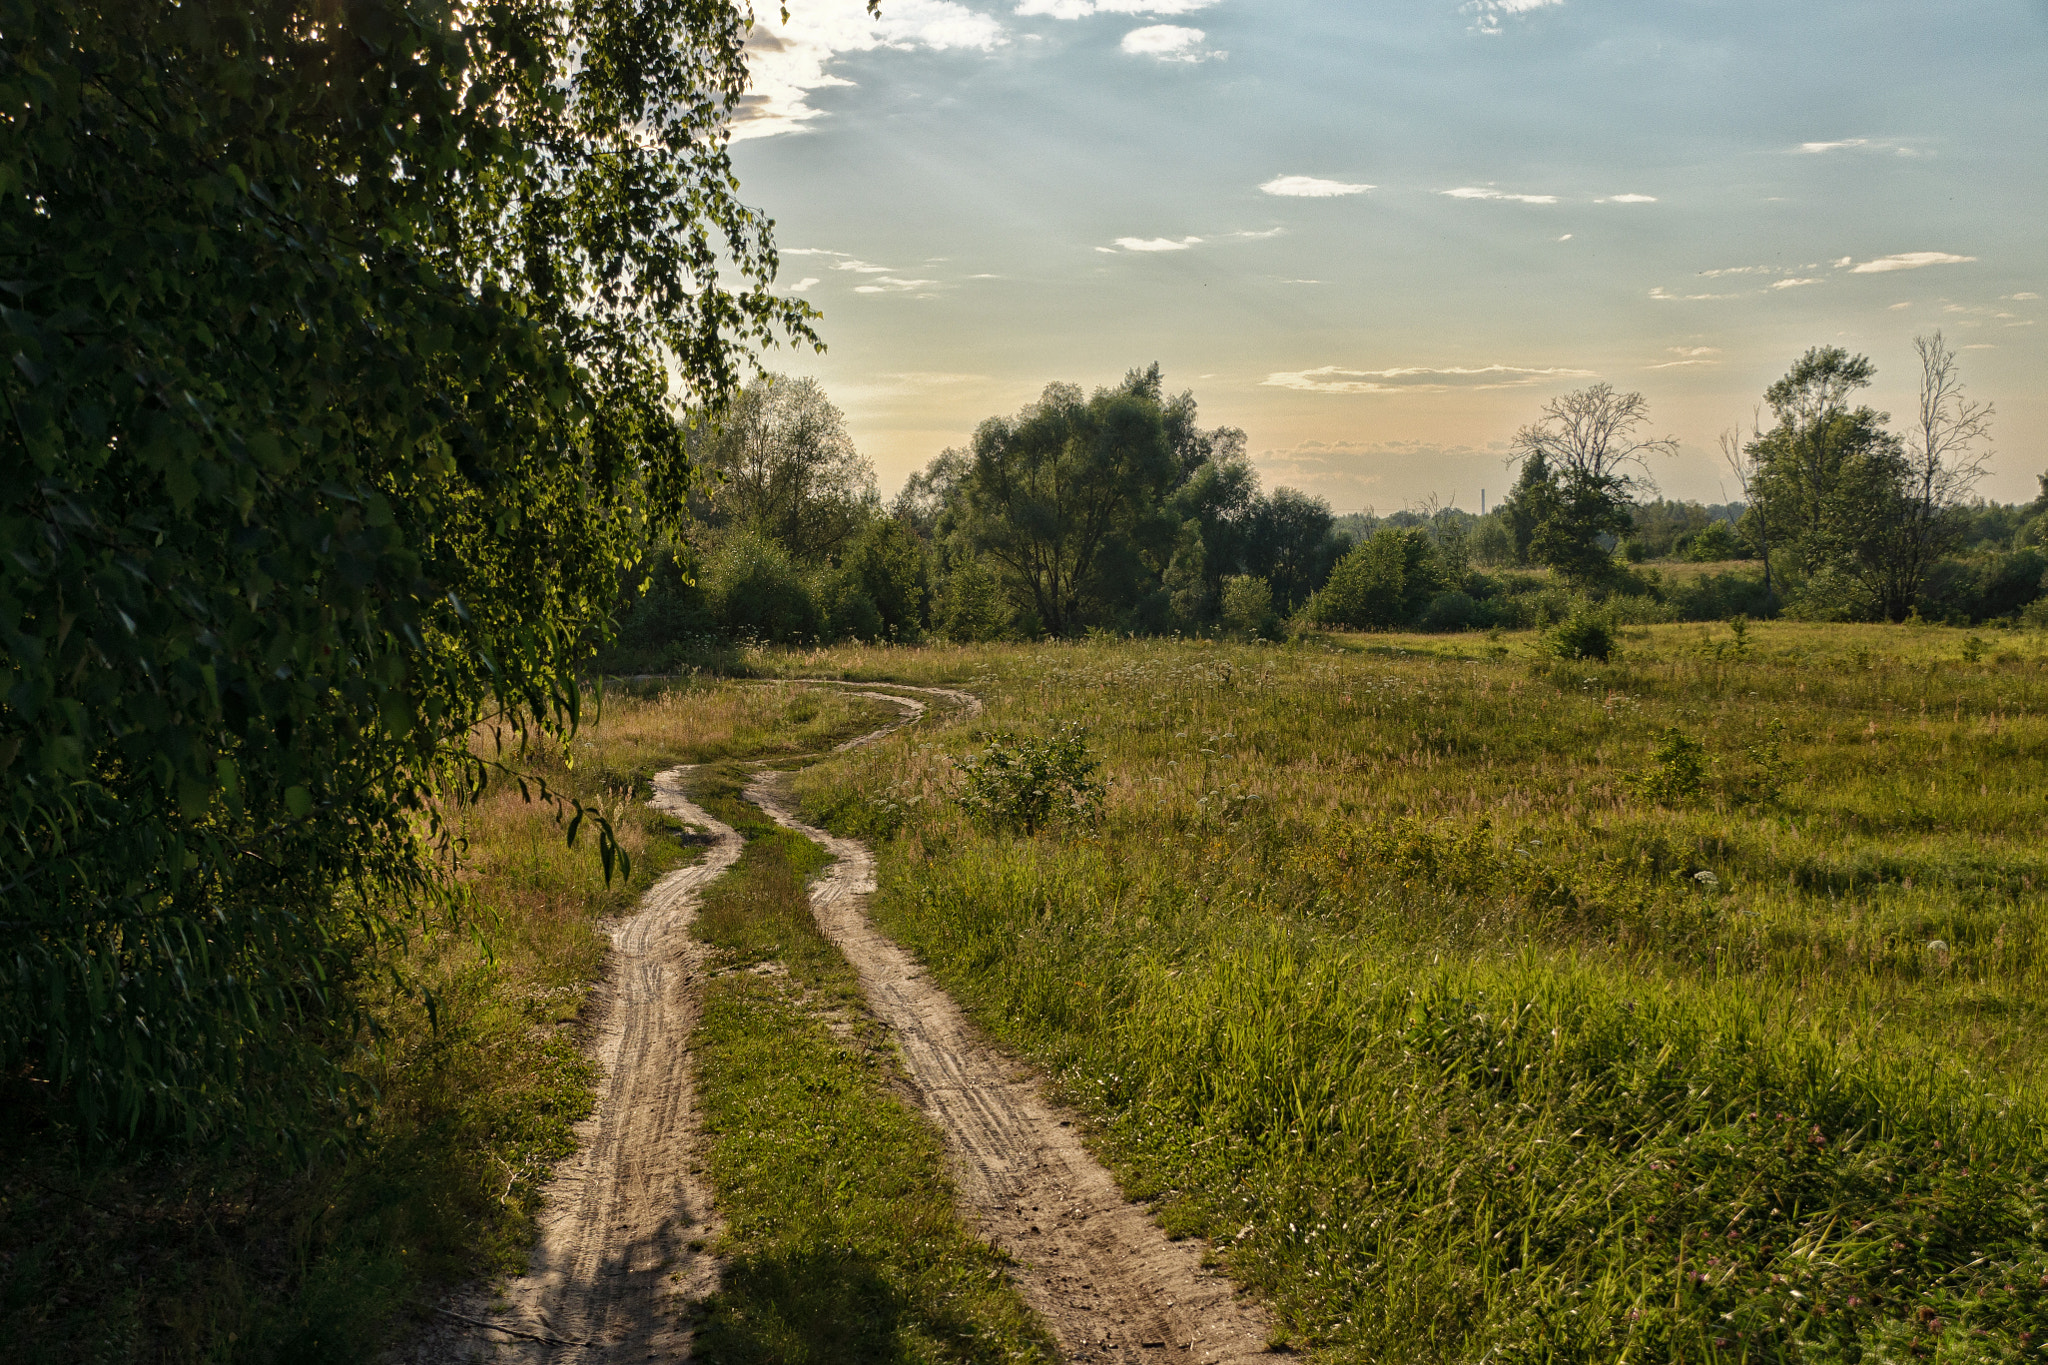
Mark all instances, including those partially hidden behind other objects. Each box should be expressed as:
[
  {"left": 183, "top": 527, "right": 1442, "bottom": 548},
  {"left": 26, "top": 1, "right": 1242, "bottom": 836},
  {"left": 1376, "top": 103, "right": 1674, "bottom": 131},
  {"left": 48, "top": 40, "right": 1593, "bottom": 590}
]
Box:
[
  {"left": 1871, "top": 332, "right": 1993, "bottom": 619},
  {"left": 959, "top": 379, "right": 1177, "bottom": 635},
  {"left": 1508, "top": 384, "right": 1676, "bottom": 587},
  {"left": 699, "top": 374, "right": 878, "bottom": 562},
  {"left": 1, "top": 0, "right": 826, "bottom": 1141}
]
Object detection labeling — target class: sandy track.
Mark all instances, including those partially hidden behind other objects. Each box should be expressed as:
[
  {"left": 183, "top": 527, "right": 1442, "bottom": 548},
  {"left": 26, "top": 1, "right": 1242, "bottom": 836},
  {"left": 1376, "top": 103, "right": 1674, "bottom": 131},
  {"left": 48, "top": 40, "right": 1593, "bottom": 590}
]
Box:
[
  {"left": 748, "top": 690, "right": 1275, "bottom": 1364},
  {"left": 469, "top": 768, "right": 739, "bottom": 1363}
]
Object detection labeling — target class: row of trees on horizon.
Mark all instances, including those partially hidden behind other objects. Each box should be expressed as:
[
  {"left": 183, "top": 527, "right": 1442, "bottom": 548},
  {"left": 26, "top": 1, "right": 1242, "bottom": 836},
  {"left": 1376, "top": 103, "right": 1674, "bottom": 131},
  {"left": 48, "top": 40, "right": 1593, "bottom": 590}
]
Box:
[{"left": 608, "top": 336, "right": 2048, "bottom": 662}]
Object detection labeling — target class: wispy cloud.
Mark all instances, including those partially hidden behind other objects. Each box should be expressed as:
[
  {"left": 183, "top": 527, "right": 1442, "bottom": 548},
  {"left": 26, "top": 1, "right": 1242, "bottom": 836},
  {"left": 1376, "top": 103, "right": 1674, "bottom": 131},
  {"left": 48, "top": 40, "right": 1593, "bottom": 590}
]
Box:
[
  {"left": 1111, "top": 235, "right": 1203, "bottom": 251},
  {"left": 1463, "top": 0, "right": 1564, "bottom": 36},
  {"left": 1889, "top": 301, "right": 1914, "bottom": 310},
  {"left": 1262, "top": 363, "right": 1595, "bottom": 394},
  {"left": 1646, "top": 347, "right": 1720, "bottom": 370},
  {"left": 1849, "top": 251, "right": 1976, "bottom": 273},
  {"left": 2006, "top": 292, "right": 2039, "bottom": 301},
  {"left": 1441, "top": 186, "right": 1559, "bottom": 205},
  {"left": 1649, "top": 287, "right": 1741, "bottom": 302},
  {"left": 1261, "top": 174, "right": 1376, "bottom": 198},
  {"left": 785, "top": 276, "right": 820, "bottom": 290},
  {"left": 1697, "top": 265, "right": 1774, "bottom": 277},
  {"left": 853, "top": 276, "right": 940, "bottom": 294},
  {"left": 1771, "top": 277, "right": 1822, "bottom": 290},
  {"left": 1597, "top": 193, "right": 1658, "bottom": 204},
  {"left": 1233, "top": 226, "right": 1287, "bottom": 240},
  {"left": 1121, "top": 23, "right": 1223, "bottom": 60},
  {"left": 833, "top": 258, "right": 895, "bottom": 274},
  {"left": 735, "top": 2, "right": 1004, "bottom": 140},
  {"left": 1792, "top": 137, "right": 1928, "bottom": 157}
]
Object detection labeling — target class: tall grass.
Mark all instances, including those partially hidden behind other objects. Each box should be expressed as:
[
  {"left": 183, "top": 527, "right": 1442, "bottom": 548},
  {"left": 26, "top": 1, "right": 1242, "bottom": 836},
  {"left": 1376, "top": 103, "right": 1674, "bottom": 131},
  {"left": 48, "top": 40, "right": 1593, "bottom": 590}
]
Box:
[
  {"left": 0, "top": 682, "right": 891, "bottom": 1364},
  {"left": 794, "top": 623, "right": 2048, "bottom": 1361}
]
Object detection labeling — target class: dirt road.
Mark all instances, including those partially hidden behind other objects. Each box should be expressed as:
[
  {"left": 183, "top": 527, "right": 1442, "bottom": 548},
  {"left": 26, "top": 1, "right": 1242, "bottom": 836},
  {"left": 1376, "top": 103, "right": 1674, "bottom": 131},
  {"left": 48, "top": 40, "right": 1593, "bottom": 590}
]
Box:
[
  {"left": 749, "top": 688, "right": 1274, "bottom": 1364},
  {"left": 442, "top": 682, "right": 1273, "bottom": 1362}
]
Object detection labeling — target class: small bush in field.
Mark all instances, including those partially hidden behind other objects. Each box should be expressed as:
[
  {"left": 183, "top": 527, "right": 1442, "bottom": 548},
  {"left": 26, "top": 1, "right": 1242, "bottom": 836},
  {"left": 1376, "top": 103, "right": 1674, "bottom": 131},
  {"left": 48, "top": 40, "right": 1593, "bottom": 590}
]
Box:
[
  {"left": 954, "top": 725, "right": 1104, "bottom": 835},
  {"left": 1635, "top": 727, "right": 1709, "bottom": 803},
  {"left": 1546, "top": 606, "right": 1617, "bottom": 661},
  {"left": 1220, "top": 574, "right": 1277, "bottom": 638}
]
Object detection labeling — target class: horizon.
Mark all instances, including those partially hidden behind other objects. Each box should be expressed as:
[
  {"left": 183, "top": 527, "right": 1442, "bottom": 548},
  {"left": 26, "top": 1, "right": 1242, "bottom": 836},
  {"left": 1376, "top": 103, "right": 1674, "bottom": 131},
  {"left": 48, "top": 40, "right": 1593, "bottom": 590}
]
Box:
[{"left": 729, "top": 0, "right": 2045, "bottom": 515}]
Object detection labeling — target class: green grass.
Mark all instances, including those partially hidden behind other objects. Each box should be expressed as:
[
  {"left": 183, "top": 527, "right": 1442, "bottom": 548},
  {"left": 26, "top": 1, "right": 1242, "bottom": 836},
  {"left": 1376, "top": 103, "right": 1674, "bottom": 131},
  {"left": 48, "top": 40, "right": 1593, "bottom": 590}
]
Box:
[
  {"left": 790, "top": 623, "right": 2048, "bottom": 1363},
  {"left": 684, "top": 766, "right": 1054, "bottom": 1364},
  {"left": 0, "top": 683, "right": 892, "bottom": 1364}
]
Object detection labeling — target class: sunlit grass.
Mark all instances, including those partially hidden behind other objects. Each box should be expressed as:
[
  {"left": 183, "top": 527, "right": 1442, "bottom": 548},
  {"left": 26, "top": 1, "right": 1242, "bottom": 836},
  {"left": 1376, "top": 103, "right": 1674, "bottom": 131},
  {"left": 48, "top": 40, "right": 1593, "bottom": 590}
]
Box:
[{"left": 793, "top": 623, "right": 2048, "bottom": 1362}]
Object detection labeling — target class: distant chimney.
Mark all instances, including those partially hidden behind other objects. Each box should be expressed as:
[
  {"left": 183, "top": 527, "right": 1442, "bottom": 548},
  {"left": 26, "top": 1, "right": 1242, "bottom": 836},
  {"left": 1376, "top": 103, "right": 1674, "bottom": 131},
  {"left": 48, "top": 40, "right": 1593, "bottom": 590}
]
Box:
[{"left": 1481, "top": 489, "right": 1487, "bottom": 515}]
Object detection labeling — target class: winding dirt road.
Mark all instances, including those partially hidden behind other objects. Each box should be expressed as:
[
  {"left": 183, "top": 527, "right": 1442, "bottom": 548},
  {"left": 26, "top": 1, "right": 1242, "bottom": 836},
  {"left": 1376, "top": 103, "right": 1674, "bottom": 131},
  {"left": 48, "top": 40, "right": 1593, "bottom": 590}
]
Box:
[{"left": 443, "top": 681, "right": 1273, "bottom": 1362}]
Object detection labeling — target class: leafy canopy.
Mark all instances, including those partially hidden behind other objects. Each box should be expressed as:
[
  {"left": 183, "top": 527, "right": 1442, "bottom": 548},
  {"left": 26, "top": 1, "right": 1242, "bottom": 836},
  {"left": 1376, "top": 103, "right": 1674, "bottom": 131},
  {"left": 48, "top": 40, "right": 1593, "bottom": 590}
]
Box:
[{"left": 0, "top": 0, "right": 822, "bottom": 1142}]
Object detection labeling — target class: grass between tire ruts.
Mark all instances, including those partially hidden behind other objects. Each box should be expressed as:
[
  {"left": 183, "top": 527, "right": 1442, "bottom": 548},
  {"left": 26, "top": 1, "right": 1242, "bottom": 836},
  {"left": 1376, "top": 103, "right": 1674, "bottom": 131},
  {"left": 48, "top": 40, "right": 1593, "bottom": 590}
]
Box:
[{"left": 684, "top": 763, "right": 1055, "bottom": 1364}]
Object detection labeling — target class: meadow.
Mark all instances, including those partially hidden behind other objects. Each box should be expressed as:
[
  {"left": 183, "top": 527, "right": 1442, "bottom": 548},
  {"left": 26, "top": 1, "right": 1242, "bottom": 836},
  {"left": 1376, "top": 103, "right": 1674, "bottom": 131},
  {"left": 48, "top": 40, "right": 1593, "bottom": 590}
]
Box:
[{"left": 786, "top": 621, "right": 2048, "bottom": 1362}]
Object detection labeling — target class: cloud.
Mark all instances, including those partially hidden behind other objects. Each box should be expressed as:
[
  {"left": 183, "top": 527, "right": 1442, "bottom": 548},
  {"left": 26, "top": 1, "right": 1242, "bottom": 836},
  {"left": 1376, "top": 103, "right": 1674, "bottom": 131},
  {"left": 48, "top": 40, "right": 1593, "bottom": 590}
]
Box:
[
  {"left": 1771, "top": 277, "right": 1822, "bottom": 289},
  {"left": 1017, "top": 0, "right": 1217, "bottom": 14},
  {"left": 1849, "top": 251, "right": 1976, "bottom": 273},
  {"left": 853, "top": 276, "right": 939, "bottom": 294},
  {"left": 2009, "top": 292, "right": 2040, "bottom": 301},
  {"left": 1463, "top": 0, "right": 1564, "bottom": 36},
  {"left": 1889, "top": 301, "right": 1913, "bottom": 309},
  {"left": 782, "top": 247, "right": 850, "bottom": 257},
  {"left": 735, "top": 1, "right": 1005, "bottom": 140},
  {"left": 1121, "top": 23, "right": 1222, "bottom": 59},
  {"left": 1646, "top": 348, "right": 1719, "bottom": 370},
  {"left": 786, "top": 277, "right": 820, "bottom": 290},
  {"left": 833, "top": 258, "right": 894, "bottom": 273},
  {"left": 1832, "top": 256, "right": 1853, "bottom": 268},
  {"left": 1558, "top": 233, "right": 1572, "bottom": 241},
  {"left": 881, "top": 371, "right": 986, "bottom": 385},
  {"left": 1792, "top": 137, "right": 1928, "bottom": 157},
  {"left": 1261, "top": 174, "right": 1376, "bottom": 198},
  {"left": 1649, "top": 286, "right": 1741, "bottom": 302},
  {"left": 1261, "top": 363, "right": 1596, "bottom": 394},
  {"left": 1697, "top": 265, "right": 1773, "bottom": 277},
  {"left": 1597, "top": 193, "right": 1658, "bottom": 204},
  {"left": 1112, "top": 235, "right": 1202, "bottom": 251},
  {"left": 1233, "top": 226, "right": 1288, "bottom": 239},
  {"left": 1440, "top": 186, "right": 1559, "bottom": 204}
]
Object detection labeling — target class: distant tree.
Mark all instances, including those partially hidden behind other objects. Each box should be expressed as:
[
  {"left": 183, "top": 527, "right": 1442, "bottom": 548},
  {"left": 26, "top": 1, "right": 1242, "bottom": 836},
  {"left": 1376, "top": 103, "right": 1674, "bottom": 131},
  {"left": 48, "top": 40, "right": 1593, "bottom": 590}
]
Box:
[
  {"left": 701, "top": 376, "right": 878, "bottom": 563},
  {"left": 1509, "top": 385, "right": 1677, "bottom": 588},
  {"left": 1498, "top": 450, "right": 1553, "bottom": 566},
  {"left": 958, "top": 379, "right": 1178, "bottom": 635},
  {"left": 1748, "top": 347, "right": 1911, "bottom": 617},
  {"left": 1220, "top": 575, "right": 1278, "bottom": 638},
  {"left": 843, "top": 518, "right": 931, "bottom": 640},
  {"left": 1873, "top": 333, "right": 1993, "bottom": 618},
  {"left": 1241, "top": 488, "right": 1346, "bottom": 609}
]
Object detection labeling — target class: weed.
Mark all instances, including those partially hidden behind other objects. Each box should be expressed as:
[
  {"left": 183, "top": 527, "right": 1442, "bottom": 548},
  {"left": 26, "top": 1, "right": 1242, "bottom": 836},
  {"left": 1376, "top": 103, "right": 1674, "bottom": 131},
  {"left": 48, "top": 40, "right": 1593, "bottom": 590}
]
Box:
[{"left": 954, "top": 724, "right": 1104, "bottom": 836}]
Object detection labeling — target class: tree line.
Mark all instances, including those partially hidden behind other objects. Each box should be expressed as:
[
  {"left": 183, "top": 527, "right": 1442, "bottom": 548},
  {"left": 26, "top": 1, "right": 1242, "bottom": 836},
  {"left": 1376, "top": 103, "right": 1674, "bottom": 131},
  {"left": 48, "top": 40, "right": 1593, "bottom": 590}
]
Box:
[{"left": 613, "top": 337, "right": 2044, "bottom": 665}]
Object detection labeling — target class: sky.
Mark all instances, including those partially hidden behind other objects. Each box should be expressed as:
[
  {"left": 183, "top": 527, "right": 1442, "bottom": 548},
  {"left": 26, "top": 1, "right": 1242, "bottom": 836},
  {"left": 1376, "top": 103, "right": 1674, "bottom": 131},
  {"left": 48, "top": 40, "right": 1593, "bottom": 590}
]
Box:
[{"left": 726, "top": 0, "right": 2047, "bottom": 514}]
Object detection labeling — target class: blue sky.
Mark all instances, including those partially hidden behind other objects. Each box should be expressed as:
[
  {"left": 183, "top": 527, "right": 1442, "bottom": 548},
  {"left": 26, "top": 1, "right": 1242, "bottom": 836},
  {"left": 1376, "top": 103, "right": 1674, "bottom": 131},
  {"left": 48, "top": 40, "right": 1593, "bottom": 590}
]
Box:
[{"left": 731, "top": 0, "right": 2045, "bottom": 513}]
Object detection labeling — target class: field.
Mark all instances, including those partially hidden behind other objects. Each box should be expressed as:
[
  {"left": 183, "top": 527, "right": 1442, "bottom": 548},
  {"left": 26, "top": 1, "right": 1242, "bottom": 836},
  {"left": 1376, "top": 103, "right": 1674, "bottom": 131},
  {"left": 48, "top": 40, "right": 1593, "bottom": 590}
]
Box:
[
  {"left": 783, "top": 621, "right": 2048, "bottom": 1361},
  {"left": 9, "top": 622, "right": 2046, "bottom": 1362}
]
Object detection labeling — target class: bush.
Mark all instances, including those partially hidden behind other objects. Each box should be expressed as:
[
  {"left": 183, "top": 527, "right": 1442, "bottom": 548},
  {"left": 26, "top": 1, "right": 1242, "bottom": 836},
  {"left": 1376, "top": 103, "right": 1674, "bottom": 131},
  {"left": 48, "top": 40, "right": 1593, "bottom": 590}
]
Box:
[
  {"left": 1546, "top": 606, "right": 1617, "bottom": 661},
  {"left": 1681, "top": 520, "right": 1748, "bottom": 562},
  {"left": 1666, "top": 569, "right": 1775, "bottom": 622},
  {"left": 954, "top": 726, "right": 1104, "bottom": 835},
  {"left": 1421, "top": 590, "right": 1486, "bottom": 631},
  {"left": 935, "top": 554, "right": 1014, "bottom": 642},
  {"left": 845, "top": 518, "right": 930, "bottom": 640},
  {"left": 704, "top": 530, "right": 820, "bottom": 643},
  {"left": 1634, "top": 727, "right": 1709, "bottom": 803},
  {"left": 1220, "top": 574, "right": 1277, "bottom": 638},
  {"left": 1310, "top": 528, "right": 1441, "bottom": 629}
]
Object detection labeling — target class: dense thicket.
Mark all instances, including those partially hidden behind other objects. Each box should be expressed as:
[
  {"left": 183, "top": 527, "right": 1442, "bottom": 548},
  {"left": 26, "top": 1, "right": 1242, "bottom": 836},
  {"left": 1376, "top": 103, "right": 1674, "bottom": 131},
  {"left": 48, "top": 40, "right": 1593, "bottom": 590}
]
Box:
[{"left": 1, "top": 0, "right": 811, "bottom": 1142}]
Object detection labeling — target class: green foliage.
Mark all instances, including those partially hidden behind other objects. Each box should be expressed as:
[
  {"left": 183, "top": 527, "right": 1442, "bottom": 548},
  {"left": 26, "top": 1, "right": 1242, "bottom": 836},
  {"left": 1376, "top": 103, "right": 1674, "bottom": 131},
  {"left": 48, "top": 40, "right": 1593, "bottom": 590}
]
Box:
[
  {"left": 1634, "top": 727, "right": 1709, "bottom": 803},
  {"left": 954, "top": 726, "right": 1105, "bottom": 836},
  {"left": 1682, "top": 519, "right": 1748, "bottom": 561},
  {"left": 0, "top": 0, "right": 810, "bottom": 1143},
  {"left": 934, "top": 553, "right": 1014, "bottom": 642},
  {"left": 1545, "top": 605, "right": 1618, "bottom": 661},
  {"left": 843, "top": 518, "right": 930, "bottom": 642},
  {"left": 704, "top": 530, "right": 822, "bottom": 645},
  {"left": 1220, "top": 574, "right": 1277, "bottom": 638},
  {"left": 1310, "top": 528, "right": 1443, "bottom": 629}
]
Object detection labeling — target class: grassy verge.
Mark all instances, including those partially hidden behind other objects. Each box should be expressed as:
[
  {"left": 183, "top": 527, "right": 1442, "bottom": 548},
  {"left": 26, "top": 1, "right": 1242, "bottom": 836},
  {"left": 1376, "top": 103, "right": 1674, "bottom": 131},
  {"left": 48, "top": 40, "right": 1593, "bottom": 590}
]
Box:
[
  {"left": 791, "top": 627, "right": 2048, "bottom": 1362},
  {"left": 0, "top": 681, "right": 888, "bottom": 1364},
  {"left": 683, "top": 765, "right": 1053, "bottom": 1363}
]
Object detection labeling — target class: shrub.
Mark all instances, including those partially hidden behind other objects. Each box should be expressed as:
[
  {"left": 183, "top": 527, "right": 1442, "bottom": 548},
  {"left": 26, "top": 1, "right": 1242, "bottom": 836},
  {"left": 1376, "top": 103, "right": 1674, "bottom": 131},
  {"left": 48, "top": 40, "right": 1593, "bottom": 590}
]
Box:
[
  {"left": 704, "top": 529, "right": 819, "bottom": 643},
  {"left": 1635, "top": 727, "right": 1709, "bottom": 803},
  {"left": 1220, "top": 574, "right": 1277, "bottom": 638},
  {"left": 1310, "top": 528, "right": 1441, "bottom": 629},
  {"left": 1421, "top": 590, "right": 1486, "bottom": 631},
  {"left": 935, "top": 554, "right": 1014, "bottom": 642},
  {"left": 954, "top": 726, "right": 1104, "bottom": 835},
  {"left": 1545, "top": 606, "right": 1617, "bottom": 661}
]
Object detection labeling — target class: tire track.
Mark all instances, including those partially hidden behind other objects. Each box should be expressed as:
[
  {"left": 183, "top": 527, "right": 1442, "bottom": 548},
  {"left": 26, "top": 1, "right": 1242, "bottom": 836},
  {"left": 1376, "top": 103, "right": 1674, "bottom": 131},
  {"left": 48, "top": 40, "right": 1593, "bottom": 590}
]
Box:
[
  {"left": 468, "top": 768, "right": 738, "bottom": 1363},
  {"left": 748, "top": 689, "right": 1276, "bottom": 1364}
]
